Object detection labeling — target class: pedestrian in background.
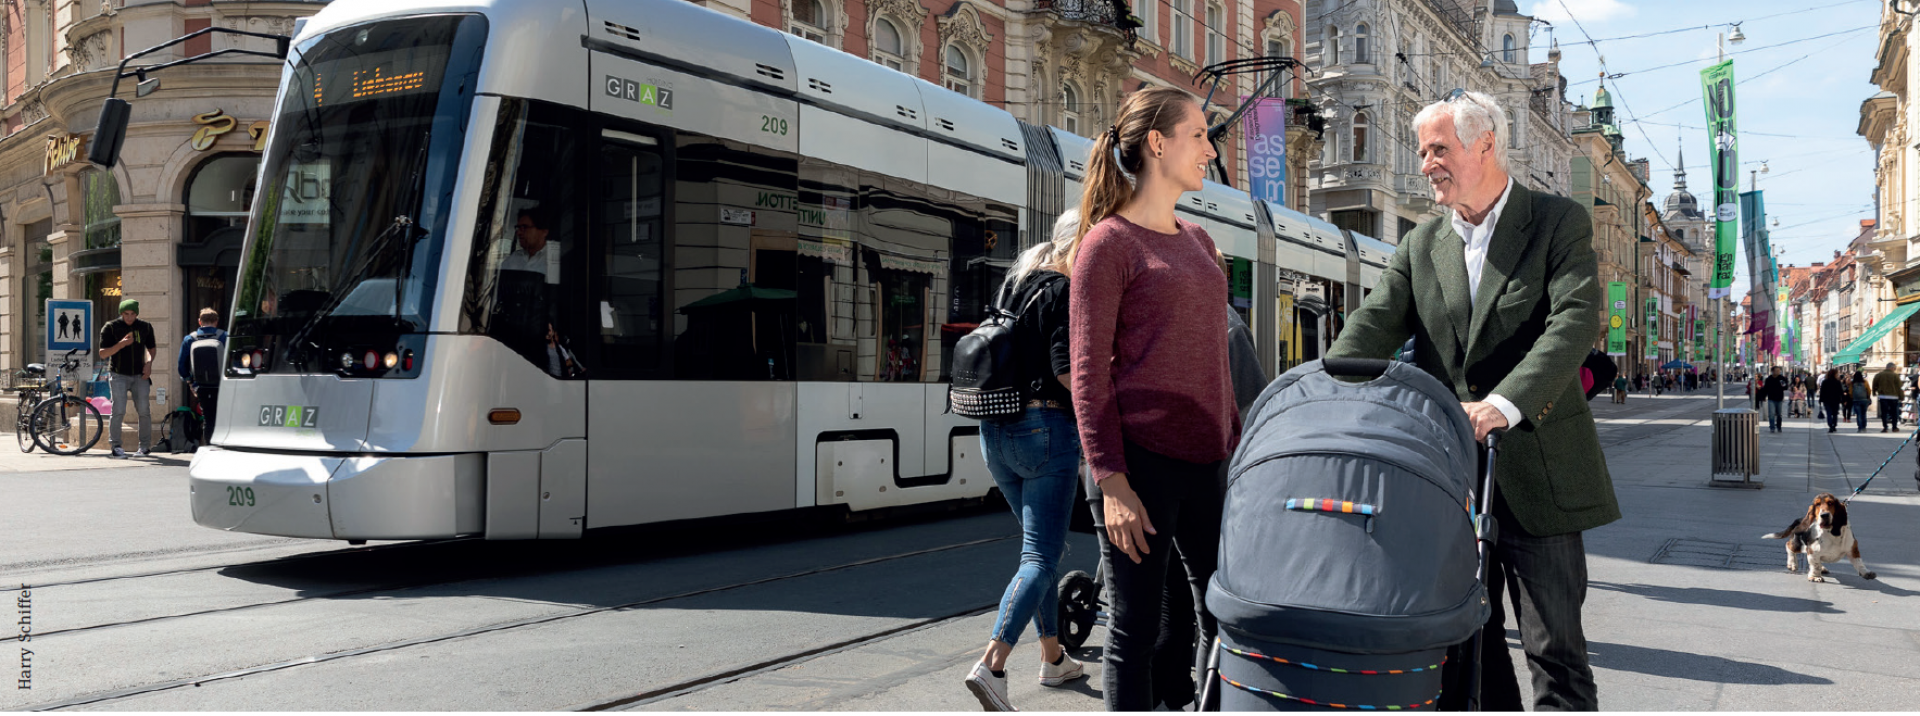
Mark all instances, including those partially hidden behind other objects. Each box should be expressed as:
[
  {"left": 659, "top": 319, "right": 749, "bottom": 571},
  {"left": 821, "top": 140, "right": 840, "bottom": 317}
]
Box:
[
  {"left": 1327, "top": 89, "right": 1616, "bottom": 711},
  {"left": 962, "top": 210, "right": 1087, "bottom": 712},
  {"left": 1850, "top": 372, "right": 1873, "bottom": 432},
  {"left": 1761, "top": 366, "right": 1788, "bottom": 433},
  {"left": 1068, "top": 86, "right": 1237, "bottom": 712},
  {"left": 99, "top": 298, "right": 157, "bottom": 458},
  {"left": 176, "top": 308, "right": 228, "bottom": 444},
  {"left": 1873, "top": 362, "right": 1903, "bottom": 433},
  {"left": 1613, "top": 373, "right": 1628, "bottom": 404},
  {"left": 1820, "top": 368, "right": 1846, "bottom": 433}
]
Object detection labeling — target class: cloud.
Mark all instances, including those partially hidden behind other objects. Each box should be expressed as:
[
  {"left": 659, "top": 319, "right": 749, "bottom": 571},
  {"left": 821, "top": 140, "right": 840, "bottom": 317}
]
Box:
[{"left": 1529, "top": 0, "right": 1638, "bottom": 25}]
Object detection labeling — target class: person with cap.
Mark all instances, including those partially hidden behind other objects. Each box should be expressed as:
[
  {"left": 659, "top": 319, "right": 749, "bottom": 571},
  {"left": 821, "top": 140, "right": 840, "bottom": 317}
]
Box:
[{"left": 99, "top": 298, "right": 158, "bottom": 458}]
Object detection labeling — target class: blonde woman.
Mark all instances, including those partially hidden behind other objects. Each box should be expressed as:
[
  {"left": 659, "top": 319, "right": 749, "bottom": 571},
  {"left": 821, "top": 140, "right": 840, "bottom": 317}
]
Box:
[
  {"left": 963, "top": 209, "right": 1089, "bottom": 711},
  {"left": 1067, "top": 86, "right": 1237, "bottom": 711}
]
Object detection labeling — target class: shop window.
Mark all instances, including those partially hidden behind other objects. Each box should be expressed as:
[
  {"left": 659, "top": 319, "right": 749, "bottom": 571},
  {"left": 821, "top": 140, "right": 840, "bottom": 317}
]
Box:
[
  {"left": 20, "top": 220, "right": 51, "bottom": 363},
  {"left": 81, "top": 168, "right": 121, "bottom": 250}
]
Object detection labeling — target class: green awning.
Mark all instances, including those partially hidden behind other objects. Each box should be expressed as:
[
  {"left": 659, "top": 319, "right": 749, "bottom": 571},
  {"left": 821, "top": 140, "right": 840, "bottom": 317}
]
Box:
[{"left": 1831, "top": 300, "right": 1920, "bottom": 365}]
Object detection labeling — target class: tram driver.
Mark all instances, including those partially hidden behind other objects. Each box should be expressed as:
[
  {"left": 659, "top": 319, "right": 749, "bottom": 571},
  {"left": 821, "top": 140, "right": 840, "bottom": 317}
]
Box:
[{"left": 493, "top": 206, "right": 572, "bottom": 376}]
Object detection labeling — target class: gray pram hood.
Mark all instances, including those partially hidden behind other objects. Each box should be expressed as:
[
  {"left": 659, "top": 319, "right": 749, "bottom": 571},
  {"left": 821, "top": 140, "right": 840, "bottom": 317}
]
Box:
[{"left": 1207, "top": 359, "right": 1490, "bottom": 654}]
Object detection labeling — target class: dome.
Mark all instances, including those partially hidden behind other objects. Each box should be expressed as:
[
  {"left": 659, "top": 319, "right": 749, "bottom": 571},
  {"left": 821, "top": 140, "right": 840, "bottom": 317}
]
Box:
[
  {"left": 1663, "top": 189, "right": 1702, "bottom": 220},
  {"left": 1592, "top": 85, "right": 1612, "bottom": 109}
]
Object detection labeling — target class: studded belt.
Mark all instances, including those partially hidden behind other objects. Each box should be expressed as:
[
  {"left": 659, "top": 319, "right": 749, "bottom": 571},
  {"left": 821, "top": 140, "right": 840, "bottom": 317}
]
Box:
[{"left": 1025, "top": 399, "right": 1070, "bottom": 410}]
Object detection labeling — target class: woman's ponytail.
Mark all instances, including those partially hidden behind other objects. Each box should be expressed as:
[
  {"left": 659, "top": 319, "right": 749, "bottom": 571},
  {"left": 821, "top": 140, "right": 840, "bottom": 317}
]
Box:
[{"left": 1065, "top": 86, "right": 1196, "bottom": 276}]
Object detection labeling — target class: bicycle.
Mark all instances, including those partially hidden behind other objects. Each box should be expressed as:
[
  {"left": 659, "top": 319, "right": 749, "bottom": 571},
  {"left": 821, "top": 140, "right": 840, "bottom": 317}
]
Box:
[
  {"left": 27, "top": 348, "right": 104, "bottom": 455},
  {"left": 11, "top": 366, "right": 48, "bottom": 453}
]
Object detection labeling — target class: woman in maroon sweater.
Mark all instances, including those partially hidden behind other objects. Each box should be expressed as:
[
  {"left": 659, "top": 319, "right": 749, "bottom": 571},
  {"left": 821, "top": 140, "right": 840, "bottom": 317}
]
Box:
[{"left": 1067, "top": 86, "right": 1239, "bottom": 711}]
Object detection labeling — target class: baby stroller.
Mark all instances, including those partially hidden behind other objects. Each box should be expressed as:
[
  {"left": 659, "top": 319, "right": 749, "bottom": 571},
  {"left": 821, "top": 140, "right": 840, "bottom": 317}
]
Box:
[{"left": 1200, "top": 358, "right": 1500, "bottom": 711}]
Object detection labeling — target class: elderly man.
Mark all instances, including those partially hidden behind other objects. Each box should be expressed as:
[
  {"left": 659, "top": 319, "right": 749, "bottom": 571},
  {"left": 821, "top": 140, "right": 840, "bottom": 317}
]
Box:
[
  {"left": 1873, "top": 362, "right": 1903, "bottom": 432},
  {"left": 1327, "top": 89, "right": 1619, "bottom": 710}
]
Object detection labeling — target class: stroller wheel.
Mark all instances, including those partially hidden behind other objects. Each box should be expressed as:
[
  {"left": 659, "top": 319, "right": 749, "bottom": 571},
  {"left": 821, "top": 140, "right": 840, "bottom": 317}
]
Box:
[{"left": 1056, "top": 570, "right": 1100, "bottom": 651}]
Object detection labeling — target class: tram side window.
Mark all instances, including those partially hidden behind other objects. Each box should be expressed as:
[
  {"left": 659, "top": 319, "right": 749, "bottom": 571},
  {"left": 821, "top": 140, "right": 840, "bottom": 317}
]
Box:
[
  {"left": 796, "top": 163, "right": 860, "bottom": 381},
  {"left": 666, "top": 134, "right": 799, "bottom": 380},
  {"left": 595, "top": 134, "right": 670, "bottom": 380},
  {"left": 461, "top": 100, "right": 583, "bottom": 378},
  {"left": 940, "top": 210, "right": 1016, "bottom": 381},
  {"left": 857, "top": 175, "right": 952, "bottom": 382}
]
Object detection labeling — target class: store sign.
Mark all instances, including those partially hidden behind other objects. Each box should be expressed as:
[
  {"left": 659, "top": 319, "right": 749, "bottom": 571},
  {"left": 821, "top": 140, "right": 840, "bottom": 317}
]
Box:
[
  {"left": 190, "top": 109, "right": 239, "bottom": 151},
  {"left": 44, "top": 133, "right": 86, "bottom": 174}
]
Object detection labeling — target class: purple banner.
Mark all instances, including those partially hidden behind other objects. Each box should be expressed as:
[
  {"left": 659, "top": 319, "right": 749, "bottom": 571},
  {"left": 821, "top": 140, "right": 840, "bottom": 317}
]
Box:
[{"left": 1243, "top": 98, "right": 1288, "bottom": 206}]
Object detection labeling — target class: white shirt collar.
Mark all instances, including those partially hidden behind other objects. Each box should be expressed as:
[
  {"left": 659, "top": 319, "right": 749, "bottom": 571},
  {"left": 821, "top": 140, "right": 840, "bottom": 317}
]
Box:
[{"left": 1449, "top": 177, "right": 1516, "bottom": 247}]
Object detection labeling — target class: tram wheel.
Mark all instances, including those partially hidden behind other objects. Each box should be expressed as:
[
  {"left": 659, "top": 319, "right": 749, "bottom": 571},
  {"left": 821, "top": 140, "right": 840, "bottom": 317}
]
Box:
[{"left": 1056, "top": 570, "right": 1100, "bottom": 651}]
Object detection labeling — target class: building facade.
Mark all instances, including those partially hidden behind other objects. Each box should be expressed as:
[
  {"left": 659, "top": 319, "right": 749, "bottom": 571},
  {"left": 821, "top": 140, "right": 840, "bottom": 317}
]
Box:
[
  {"left": 1299, "top": 0, "right": 1574, "bottom": 244},
  {"left": 1, "top": 0, "right": 322, "bottom": 411},
  {"left": 1569, "top": 88, "right": 1651, "bottom": 376}
]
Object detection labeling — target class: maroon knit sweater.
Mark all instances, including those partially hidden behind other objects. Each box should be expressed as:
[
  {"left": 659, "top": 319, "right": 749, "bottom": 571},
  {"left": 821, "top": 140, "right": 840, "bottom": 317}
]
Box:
[{"left": 1069, "top": 215, "right": 1240, "bottom": 482}]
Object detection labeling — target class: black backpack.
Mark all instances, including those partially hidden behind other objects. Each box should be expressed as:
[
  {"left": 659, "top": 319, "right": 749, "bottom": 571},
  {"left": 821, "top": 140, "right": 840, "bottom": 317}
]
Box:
[{"left": 948, "top": 274, "right": 1059, "bottom": 419}]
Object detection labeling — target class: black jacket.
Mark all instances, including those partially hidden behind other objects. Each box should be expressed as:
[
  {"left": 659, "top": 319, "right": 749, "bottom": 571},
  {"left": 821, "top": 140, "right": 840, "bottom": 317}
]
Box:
[
  {"left": 1760, "top": 375, "right": 1789, "bottom": 401},
  {"left": 1818, "top": 377, "right": 1848, "bottom": 404}
]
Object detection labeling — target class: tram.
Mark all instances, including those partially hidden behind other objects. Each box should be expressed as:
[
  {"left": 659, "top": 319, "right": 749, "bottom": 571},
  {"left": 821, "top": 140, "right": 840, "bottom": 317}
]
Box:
[{"left": 154, "top": 0, "right": 1390, "bottom": 541}]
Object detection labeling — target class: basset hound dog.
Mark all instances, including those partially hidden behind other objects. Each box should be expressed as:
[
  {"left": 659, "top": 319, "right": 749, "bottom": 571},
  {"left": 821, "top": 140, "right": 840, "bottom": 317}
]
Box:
[{"left": 1761, "top": 493, "right": 1876, "bottom": 583}]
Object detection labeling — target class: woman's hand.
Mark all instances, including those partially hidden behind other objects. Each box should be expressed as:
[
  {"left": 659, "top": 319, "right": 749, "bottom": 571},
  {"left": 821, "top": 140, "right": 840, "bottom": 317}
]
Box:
[{"left": 1101, "top": 474, "right": 1156, "bottom": 564}]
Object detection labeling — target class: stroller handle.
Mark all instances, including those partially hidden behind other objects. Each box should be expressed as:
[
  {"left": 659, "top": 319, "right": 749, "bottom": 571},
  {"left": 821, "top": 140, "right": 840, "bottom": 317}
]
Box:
[{"left": 1323, "top": 357, "right": 1392, "bottom": 380}]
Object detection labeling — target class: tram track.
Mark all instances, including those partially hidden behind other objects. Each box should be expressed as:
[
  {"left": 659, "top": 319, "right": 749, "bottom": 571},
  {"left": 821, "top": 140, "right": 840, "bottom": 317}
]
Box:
[{"left": 21, "top": 533, "right": 1017, "bottom": 711}]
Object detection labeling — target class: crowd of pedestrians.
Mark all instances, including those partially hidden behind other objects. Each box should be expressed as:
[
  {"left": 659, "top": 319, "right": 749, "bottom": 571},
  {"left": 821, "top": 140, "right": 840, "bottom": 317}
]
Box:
[{"left": 965, "top": 88, "right": 1616, "bottom": 711}]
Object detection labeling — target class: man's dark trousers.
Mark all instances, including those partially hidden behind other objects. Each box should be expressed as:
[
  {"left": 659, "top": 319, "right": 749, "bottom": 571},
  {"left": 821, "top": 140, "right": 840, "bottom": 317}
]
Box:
[
  {"left": 1440, "top": 475, "right": 1598, "bottom": 711},
  {"left": 194, "top": 386, "right": 219, "bottom": 443}
]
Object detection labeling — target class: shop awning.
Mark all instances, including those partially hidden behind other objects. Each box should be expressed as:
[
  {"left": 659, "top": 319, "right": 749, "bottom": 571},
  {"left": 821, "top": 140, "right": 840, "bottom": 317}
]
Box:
[{"left": 1831, "top": 301, "right": 1920, "bottom": 365}]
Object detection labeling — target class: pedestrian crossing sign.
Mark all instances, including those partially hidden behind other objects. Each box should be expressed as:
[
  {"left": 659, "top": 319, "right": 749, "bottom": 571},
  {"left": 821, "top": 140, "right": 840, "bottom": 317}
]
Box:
[{"left": 46, "top": 299, "right": 92, "bottom": 353}]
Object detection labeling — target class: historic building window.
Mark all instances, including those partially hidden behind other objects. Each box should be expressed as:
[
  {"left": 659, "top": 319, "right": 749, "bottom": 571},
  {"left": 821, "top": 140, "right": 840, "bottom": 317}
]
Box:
[
  {"left": 1352, "top": 112, "right": 1369, "bottom": 163},
  {"left": 1138, "top": 0, "right": 1157, "bottom": 45},
  {"left": 1206, "top": 2, "right": 1225, "bottom": 66},
  {"left": 944, "top": 45, "right": 975, "bottom": 98},
  {"left": 1265, "top": 38, "right": 1291, "bottom": 97},
  {"left": 1325, "top": 25, "right": 1339, "bottom": 65},
  {"left": 1061, "top": 82, "right": 1082, "bottom": 134},
  {"left": 21, "top": 220, "right": 51, "bottom": 365},
  {"left": 1507, "top": 110, "right": 1518, "bottom": 148},
  {"left": 1353, "top": 23, "right": 1369, "bottom": 64},
  {"left": 1172, "top": 0, "right": 1194, "bottom": 59},
  {"left": 873, "top": 18, "right": 906, "bottom": 71},
  {"left": 1503, "top": 33, "right": 1516, "bottom": 63},
  {"left": 81, "top": 169, "right": 121, "bottom": 250},
  {"left": 792, "top": 0, "right": 830, "bottom": 43},
  {"left": 26, "top": 1, "right": 49, "bottom": 86}
]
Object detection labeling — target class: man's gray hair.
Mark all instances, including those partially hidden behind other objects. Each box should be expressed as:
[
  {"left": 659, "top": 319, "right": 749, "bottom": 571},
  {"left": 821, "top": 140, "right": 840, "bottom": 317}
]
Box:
[{"left": 1411, "top": 90, "right": 1509, "bottom": 171}]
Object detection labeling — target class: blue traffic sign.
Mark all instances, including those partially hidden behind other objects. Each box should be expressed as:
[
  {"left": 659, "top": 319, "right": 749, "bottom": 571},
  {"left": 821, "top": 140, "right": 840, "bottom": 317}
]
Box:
[{"left": 46, "top": 299, "right": 92, "bottom": 354}]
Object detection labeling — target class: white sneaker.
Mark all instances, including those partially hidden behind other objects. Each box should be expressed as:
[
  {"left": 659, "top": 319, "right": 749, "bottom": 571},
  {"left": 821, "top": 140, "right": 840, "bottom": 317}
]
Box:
[
  {"left": 964, "top": 661, "right": 1015, "bottom": 711},
  {"left": 1037, "top": 653, "right": 1085, "bottom": 687}
]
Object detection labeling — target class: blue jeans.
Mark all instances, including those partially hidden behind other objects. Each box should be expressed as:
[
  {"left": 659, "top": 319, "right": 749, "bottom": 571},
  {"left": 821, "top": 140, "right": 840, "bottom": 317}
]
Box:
[
  {"left": 1766, "top": 399, "right": 1783, "bottom": 430},
  {"left": 1854, "top": 400, "right": 1872, "bottom": 430},
  {"left": 979, "top": 407, "right": 1081, "bottom": 646}
]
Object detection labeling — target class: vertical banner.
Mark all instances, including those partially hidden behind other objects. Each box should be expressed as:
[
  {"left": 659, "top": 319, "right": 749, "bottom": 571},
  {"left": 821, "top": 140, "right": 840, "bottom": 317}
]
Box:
[
  {"left": 1695, "top": 316, "right": 1707, "bottom": 359},
  {"left": 1645, "top": 297, "right": 1660, "bottom": 360},
  {"left": 1607, "top": 282, "right": 1629, "bottom": 356},
  {"left": 1741, "top": 191, "right": 1772, "bottom": 335},
  {"left": 1243, "top": 98, "right": 1288, "bottom": 206},
  {"left": 1702, "top": 60, "right": 1739, "bottom": 299}
]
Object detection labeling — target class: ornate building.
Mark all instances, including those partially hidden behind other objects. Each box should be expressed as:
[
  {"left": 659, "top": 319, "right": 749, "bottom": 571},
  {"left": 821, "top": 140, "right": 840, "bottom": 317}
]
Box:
[
  {"left": 1300, "top": 0, "right": 1574, "bottom": 244},
  {"left": 1570, "top": 86, "right": 1652, "bottom": 373}
]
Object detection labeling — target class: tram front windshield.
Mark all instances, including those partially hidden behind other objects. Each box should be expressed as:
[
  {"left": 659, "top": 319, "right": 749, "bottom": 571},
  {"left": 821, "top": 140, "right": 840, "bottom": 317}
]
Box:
[{"left": 230, "top": 14, "right": 486, "bottom": 374}]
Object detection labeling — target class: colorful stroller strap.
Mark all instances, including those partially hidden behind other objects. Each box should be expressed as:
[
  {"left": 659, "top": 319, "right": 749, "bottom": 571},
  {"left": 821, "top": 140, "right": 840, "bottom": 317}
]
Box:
[{"left": 1285, "top": 498, "right": 1378, "bottom": 516}]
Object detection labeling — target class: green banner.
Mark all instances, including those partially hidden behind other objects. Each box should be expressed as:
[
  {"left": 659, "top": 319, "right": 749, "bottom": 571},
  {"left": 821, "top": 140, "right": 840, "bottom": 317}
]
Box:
[
  {"left": 1607, "top": 282, "right": 1629, "bottom": 356},
  {"left": 1645, "top": 297, "right": 1660, "bottom": 360},
  {"left": 1702, "top": 60, "right": 1739, "bottom": 299},
  {"left": 1694, "top": 317, "right": 1706, "bottom": 357}
]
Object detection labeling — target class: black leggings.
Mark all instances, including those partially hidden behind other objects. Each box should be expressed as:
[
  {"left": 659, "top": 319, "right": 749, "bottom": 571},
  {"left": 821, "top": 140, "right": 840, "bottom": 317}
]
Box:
[{"left": 1088, "top": 441, "right": 1225, "bottom": 711}]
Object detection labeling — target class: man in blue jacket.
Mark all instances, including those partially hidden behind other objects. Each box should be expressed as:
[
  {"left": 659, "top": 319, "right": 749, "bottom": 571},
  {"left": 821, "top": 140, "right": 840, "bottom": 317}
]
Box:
[{"left": 177, "top": 308, "right": 227, "bottom": 445}]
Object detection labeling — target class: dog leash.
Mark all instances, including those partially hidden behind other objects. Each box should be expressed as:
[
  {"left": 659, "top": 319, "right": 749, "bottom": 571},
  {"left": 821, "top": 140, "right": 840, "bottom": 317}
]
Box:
[{"left": 1843, "top": 420, "right": 1920, "bottom": 504}]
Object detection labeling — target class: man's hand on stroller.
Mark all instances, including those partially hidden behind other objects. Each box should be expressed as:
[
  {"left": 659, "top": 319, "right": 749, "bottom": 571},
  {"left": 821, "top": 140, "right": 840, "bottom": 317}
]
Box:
[
  {"left": 1101, "top": 474, "right": 1157, "bottom": 564},
  {"left": 1463, "top": 401, "right": 1509, "bottom": 442}
]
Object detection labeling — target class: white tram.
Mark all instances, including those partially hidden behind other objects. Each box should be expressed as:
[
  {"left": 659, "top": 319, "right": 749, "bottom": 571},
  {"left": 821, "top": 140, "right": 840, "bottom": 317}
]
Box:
[{"left": 184, "top": 0, "right": 1391, "bottom": 541}]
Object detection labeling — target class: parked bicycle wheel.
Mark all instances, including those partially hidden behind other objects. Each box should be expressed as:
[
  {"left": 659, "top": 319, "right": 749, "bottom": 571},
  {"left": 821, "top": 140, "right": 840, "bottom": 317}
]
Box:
[
  {"left": 32, "top": 395, "right": 103, "bottom": 455},
  {"left": 14, "top": 392, "right": 38, "bottom": 453}
]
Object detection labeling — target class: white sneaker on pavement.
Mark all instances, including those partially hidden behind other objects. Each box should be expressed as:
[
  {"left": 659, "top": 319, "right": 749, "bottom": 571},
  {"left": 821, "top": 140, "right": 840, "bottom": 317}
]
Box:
[
  {"left": 1037, "top": 653, "right": 1085, "bottom": 687},
  {"left": 964, "top": 661, "right": 1015, "bottom": 711}
]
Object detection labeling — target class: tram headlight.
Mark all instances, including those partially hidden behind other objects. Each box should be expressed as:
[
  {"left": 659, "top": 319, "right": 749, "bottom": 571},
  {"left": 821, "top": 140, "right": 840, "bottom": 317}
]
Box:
[
  {"left": 383, "top": 352, "right": 399, "bottom": 369},
  {"left": 251, "top": 350, "right": 267, "bottom": 372},
  {"left": 240, "top": 352, "right": 252, "bottom": 369},
  {"left": 340, "top": 352, "right": 355, "bottom": 370}
]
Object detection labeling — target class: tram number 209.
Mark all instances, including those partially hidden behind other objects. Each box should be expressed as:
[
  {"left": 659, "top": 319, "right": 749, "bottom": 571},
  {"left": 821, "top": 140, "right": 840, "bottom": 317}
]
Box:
[
  {"left": 760, "top": 116, "right": 789, "bottom": 136},
  {"left": 227, "top": 486, "right": 256, "bottom": 507}
]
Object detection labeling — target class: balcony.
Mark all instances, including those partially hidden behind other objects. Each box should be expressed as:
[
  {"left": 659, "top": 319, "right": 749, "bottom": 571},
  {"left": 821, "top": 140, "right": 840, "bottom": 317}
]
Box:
[
  {"left": 1039, "top": 0, "right": 1136, "bottom": 34},
  {"left": 1395, "top": 173, "right": 1433, "bottom": 212}
]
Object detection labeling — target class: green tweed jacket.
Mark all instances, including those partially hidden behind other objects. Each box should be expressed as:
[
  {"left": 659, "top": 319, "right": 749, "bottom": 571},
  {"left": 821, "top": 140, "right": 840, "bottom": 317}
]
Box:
[{"left": 1328, "top": 180, "right": 1621, "bottom": 537}]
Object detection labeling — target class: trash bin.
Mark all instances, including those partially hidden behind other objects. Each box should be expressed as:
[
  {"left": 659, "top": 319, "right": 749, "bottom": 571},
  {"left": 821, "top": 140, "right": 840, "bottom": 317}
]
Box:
[{"left": 1711, "top": 408, "right": 1760, "bottom": 488}]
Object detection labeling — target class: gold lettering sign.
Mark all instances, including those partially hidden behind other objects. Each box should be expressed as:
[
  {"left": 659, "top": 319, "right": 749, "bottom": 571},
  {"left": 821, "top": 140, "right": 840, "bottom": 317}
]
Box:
[
  {"left": 43, "top": 134, "right": 85, "bottom": 174},
  {"left": 247, "top": 120, "right": 270, "bottom": 152},
  {"left": 190, "top": 109, "right": 239, "bottom": 151}
]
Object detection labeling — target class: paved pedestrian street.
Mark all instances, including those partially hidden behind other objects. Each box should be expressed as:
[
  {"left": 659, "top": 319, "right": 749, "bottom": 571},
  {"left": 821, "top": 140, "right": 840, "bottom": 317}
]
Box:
[{"left": 5, "top": 390, "right": 1920, "bottom": 711}]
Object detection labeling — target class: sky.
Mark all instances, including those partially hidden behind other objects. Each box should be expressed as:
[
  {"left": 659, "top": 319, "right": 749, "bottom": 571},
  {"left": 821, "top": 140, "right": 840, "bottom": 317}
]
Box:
[{"left": 1524, "top": 0, "right": 1882, "bottom": 298}]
